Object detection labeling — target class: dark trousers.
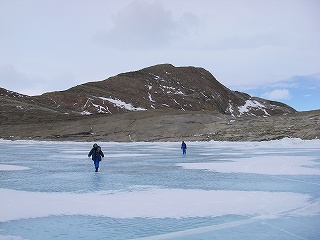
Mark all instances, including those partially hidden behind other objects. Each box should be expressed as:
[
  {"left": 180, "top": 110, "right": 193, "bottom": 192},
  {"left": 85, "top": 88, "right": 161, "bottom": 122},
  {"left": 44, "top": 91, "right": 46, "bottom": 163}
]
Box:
[{"left": 93, "top": 160, "right": 100, "bottom": 169}]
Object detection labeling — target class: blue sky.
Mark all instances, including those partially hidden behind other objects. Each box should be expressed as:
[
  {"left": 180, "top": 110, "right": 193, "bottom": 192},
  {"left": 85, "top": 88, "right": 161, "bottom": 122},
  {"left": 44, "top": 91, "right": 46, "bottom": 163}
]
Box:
[
  {"left": 0, "top": 0, "right": 319, "bottom": 111},
  {"left": 247, "top": 74, "right": 320, "bottom": 111}
]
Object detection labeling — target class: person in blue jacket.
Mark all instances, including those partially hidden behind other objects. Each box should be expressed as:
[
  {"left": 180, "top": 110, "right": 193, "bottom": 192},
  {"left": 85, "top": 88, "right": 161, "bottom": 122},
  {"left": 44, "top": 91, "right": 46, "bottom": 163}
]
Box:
[
  {"left": 88, "top": 143, "right": 104, "bottom": 172},
  {"left": 181, "top": 141, "right": 187, "bottom": 154}
]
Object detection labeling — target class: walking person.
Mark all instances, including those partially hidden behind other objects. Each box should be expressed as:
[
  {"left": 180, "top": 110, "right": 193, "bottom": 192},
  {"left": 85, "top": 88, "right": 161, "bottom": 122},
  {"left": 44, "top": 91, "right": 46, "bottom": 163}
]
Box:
[
  {"left": 181, "top": 141, "right": 187, "bottom": 155},
  {"left": 88, "top": 143, "right": 104, "bottom": 172}
]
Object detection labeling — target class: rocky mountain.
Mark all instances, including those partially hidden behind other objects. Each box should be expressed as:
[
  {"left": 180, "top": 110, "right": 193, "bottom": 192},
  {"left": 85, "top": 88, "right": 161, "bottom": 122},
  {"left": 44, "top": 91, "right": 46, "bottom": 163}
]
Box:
[
  {"left": 1, "top": 64, "right": 319, "bottom": 141},
  {"left": 3, "top": 64, "right": 295, "bottom": 117}
]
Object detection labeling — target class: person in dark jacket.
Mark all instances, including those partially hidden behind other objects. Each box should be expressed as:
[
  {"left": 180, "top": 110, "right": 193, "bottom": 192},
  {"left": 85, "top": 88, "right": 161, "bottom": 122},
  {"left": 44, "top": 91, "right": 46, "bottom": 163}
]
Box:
[
  {"left": 181, "top": 141, "right": 187, "bottom": 155},
  {"left": 88, "top": 143, "right": 104, "bottom": 172}
]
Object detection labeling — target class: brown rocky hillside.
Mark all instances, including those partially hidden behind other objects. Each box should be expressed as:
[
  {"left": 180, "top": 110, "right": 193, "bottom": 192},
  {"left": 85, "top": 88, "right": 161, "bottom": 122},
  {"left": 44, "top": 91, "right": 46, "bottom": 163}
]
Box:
[
  {"left": 32, "top": 64, "right": 295, "bottom": 117},
  {"left": 1, "top": 64, "right": 319, "bottom": 142}
]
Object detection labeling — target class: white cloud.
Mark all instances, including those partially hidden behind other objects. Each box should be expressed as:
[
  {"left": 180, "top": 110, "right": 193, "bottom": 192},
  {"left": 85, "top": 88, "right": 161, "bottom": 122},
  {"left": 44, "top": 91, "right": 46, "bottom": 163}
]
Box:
[
  {"left": 0, "top": 64, "right": 43, "bottom": 95},
  {"left": 262, "top": 89, "right": 292, "bottom": 101},
  {"left": 94, "top": 0, "right": 199, "bottom": 49},
  {"left": 0, "top": 64, "right": 76, "bottom": 96}
]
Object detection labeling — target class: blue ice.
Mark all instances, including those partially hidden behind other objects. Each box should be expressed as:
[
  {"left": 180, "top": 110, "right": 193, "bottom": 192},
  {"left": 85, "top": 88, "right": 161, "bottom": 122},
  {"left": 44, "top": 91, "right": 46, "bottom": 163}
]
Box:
[{"left": 0, "top": 139, "right": 319, "bottom": 239}]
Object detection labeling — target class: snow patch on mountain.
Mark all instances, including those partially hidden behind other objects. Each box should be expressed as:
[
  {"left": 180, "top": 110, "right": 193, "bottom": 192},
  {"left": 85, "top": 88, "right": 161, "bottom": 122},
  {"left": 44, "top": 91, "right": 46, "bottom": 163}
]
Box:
[
  {"left": 239, "top": 100, "right": 264, "bottom": 114},
  {"left": 161, "top": 85, "right": 185, "bottom": 96},
  {"left": 100, "top": 97, "right": 147, "bottom": 111},
  {"left": 81, "top": 110, "right": 92, "bottom": 115},
  {"left": 229, "top": 99, "right": 271, "bottom": 117},
  {"left": 149, "top": 73, "right": 164, "bottom": 81},
  {"left": 92, "top": 103, "right": 111, "bottom": 114},
  {"left": 0, "top": 88, "right": 26, "bottom": 98}
]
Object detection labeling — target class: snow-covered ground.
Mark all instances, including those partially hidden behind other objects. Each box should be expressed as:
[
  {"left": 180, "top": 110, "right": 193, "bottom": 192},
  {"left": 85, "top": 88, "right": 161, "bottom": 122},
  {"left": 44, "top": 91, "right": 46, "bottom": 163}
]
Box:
[{"left": 0, "top": 139, "right": 319, "bottom": 240}]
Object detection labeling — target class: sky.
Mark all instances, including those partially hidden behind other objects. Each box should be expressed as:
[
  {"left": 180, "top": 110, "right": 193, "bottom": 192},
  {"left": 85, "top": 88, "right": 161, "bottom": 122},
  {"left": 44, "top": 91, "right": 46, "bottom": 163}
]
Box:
[{"left": 0, "top": 0, "right": 319, "bottom": 111}]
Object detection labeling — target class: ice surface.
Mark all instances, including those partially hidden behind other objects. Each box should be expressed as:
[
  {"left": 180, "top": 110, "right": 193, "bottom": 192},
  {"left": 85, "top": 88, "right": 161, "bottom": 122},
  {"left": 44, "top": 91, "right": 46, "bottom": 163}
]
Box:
[
  {"left": 177, "top": 156, "right": 320, "bottom": 175},
  {"left": 0, "top": 138, "right": 319, "bottom": 240},
  {"left": 0, "top": 188, "right": 312, "bottom": 222},
  {"left": 0, "top": 165, "right": 30, "bottom": 171}
]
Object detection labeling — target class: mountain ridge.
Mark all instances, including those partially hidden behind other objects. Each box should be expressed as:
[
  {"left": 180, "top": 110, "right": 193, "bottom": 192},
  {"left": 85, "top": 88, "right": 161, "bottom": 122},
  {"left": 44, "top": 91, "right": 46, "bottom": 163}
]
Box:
[
  {"left": 6, "top": 63, "right": 295, "bottom": 117},
  {"left": 1, "top": 64, "right": 319, "bottom": 141}
]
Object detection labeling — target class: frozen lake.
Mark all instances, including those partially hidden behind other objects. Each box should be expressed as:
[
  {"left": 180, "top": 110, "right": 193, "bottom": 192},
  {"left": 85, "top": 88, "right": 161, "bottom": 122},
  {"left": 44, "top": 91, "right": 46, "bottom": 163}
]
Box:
[{"left": 0, "top": 139, "right": 319, "bottom": 240}]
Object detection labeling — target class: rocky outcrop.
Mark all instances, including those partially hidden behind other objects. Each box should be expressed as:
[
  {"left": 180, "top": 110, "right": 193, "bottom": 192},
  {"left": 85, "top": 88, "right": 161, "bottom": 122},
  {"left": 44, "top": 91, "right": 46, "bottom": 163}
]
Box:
[{"left": 1, "top": 109, "right": 319, "bottom": 142}]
